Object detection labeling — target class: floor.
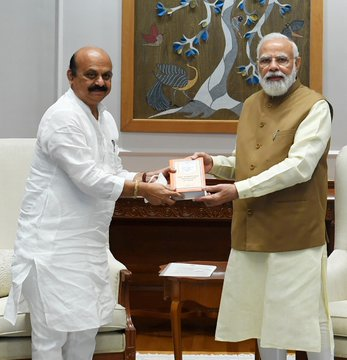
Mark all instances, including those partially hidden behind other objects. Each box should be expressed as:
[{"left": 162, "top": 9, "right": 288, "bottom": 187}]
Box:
[{"left": 135, "top": 316, "right": 257, "bottom": 354}]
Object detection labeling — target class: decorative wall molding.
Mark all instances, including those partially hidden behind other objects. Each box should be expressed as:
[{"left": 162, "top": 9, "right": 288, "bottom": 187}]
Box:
[{"left": 114, "top": 197, "right": 232, "bottom": 220}]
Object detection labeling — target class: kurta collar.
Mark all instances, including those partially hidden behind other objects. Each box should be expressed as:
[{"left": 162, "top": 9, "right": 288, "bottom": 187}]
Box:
[{"left": 67, "top": 88, "right": 107, "bottom": 120}]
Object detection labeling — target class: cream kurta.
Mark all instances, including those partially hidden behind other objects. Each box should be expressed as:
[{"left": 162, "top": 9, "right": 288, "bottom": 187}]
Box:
[
  {"left": 216, "top": 246, "right": 329, "bottom": 352},
  {"left": 212, "top": 100, "right": 332, "bottom": 351},
  {"left": 211, "top": 100, "right": 331, "bottom": 197},
  {"left": 5, "top": 89, "right": 136, "bottom": 331}
]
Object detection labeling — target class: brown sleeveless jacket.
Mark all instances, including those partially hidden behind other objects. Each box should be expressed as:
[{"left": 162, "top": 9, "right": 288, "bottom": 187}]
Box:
[{"left": 232, "top": 80, "right": 329, "bottom": 252}]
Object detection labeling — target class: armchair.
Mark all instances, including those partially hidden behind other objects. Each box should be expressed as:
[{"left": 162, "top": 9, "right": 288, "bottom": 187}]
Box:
[
  {"left": 327, "top": 145, "right": 347, "bottom": 359},
  {"left": 0, "top": 138, "right": 135, "bottom": 360}
]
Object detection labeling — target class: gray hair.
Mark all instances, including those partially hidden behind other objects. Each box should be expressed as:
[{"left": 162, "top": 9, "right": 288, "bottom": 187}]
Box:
[{"left": 256, "top": 32, "right": 299, "bottom": 59}]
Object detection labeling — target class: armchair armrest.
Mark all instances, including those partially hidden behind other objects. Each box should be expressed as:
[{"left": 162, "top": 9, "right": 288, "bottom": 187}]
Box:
[
  {"left": 0, "top": 249, "right": 14, "bottom": 297},
  {"left": 119, "top": 269, "right": 136, "bottom": 343},
  {"left": 106, "top": 249, "right": 136, "bottom": 359},
  {"left": 116, "top": 260, "right": 136, "bottom": 358},
  {"left": 327, "top": 249, "right": 347, "bottom": 301},
  {"left": 107, "top": 249, "right": 126, "bottom": 304}
]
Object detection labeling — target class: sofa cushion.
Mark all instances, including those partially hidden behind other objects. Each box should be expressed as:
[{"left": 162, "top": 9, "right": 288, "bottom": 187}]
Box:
[
  {"left": 334, "top": 336, "right": 347, "bottom": 358},
  {"left": 95, "top": 331, "right": 125, "bottom": 353},
  {"left": 0, "top": 296, "right": 126, "bottom": 337},
  {"left": 0, "top": 249, "right": 13, "bottom": 298},
  {"left": 330, "top": 300, "right": 347, "bottom": 337},
  {"left": 0, "top": 297, "right": 31, "bottom": 337},
  {"left": 99, "top": 304, "right": 127, "bottom": 332}
]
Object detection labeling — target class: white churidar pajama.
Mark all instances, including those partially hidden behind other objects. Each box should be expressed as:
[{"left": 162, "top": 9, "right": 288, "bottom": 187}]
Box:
[
  {"left": 4, "top": 88, "right": 136, "bottom": 358},
  {"left": 211, "top": 100, "right": 334, "bottom": 355},
  {"left": 22, "top": 266, "right": 98, "bottom": 360}
]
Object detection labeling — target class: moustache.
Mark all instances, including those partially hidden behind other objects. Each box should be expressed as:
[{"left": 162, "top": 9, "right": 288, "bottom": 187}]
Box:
[
  {"left": 88, "top": 85, "right": 108, "bottom": 92},
  {"left": 264, "top": 71, "right": 285, "bottom": 81}
]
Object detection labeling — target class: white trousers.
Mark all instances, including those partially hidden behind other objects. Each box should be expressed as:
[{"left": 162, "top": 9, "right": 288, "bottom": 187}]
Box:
[{"left": 22, "top": 266, "right": 98, "bottom": 360}]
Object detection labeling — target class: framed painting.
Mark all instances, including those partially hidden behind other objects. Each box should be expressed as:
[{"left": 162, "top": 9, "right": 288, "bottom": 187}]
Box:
[{"left": 121, "top": 0, "right": 323, "bottom": 134}]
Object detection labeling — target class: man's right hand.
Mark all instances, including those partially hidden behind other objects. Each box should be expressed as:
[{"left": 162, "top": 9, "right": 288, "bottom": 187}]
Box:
[
  {"left": 189, "top": 152, "right": 213, "bottom": 174},
  {"left": 139, "top": 182, "right": 181, "bottom": 206}
]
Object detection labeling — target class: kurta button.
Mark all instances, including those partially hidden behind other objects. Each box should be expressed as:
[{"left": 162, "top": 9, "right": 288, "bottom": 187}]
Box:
[
  {"left": 266, "top": 103, "right": 272, "bottom": 108},
  {"left": 250, "top": 164, "right": 255, "bottom": 170},
  {"left": 247, "top": 209, "right": 253, "bottom": 215},
  {"left": 259, "top": 122, "right": 265, "bottom": 128},
  {"left": 256, "top": 144, "right": 261, "bottom": 149}
]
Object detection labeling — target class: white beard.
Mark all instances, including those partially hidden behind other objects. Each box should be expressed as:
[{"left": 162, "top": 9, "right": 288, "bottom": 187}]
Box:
[{"left": 259, "top": 67, "right": 297, "bottom": 97}]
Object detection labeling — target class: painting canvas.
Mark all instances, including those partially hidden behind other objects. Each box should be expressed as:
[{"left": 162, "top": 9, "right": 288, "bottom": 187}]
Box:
[{"left": 121, "top": 0, "right": 323, "bottom": 133}]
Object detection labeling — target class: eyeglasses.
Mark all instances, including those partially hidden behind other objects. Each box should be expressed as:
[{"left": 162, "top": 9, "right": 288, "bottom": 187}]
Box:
[{"left": 257, "top": 55, "right": 295, "bottom": 69}]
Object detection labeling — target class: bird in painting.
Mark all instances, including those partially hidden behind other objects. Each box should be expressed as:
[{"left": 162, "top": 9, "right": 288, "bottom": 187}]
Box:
[
  {"left": 147, "top": 63, "right": 199, "bottom": 111},
  {"left": 281, "top": 20, "right": 304, "bottom": 39},
  {"left": 231, "top": 15, "right": 244, "bottom": 38},
  {"left": 142, "top": 23, "right": 163, "bottom": 46}
]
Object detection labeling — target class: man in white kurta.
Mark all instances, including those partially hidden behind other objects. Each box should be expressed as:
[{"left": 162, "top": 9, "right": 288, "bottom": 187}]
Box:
[
  {"left": 191, "top": 34, "right": 334, "bottom": 360},
  {"left": 4, "top": 47, "right": 178, "bottom": 360}
]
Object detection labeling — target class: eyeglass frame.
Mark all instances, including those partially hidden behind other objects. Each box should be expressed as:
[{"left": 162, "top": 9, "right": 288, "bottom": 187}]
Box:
[{"left": 257, "top": 55, "right": 298, "bottom": 69}]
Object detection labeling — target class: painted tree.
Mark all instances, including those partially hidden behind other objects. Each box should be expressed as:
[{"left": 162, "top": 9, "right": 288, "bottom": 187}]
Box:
[{"left": 148, "top": 0, "right": 299, "bottom": 119}]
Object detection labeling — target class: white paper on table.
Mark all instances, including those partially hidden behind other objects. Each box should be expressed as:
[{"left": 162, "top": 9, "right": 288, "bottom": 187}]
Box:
[{"left": 160, "top": 263, "right": 217, "bottom": 277}]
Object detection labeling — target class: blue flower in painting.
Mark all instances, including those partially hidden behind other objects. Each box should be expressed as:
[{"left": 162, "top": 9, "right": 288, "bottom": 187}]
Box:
[
  {"left": 246, "top": 14, "right": 258, "bottom": 26},
  {"left": 185, "top": 48, "right": 199, "bottom": 57},
  {"left": 214, "top": 0, "right": 224, "bottom": 14},
  {"left": 180, "top": 0, "right": 189, "bottom": 5},
  {"left": 280, "top": 4, "right": 292, "bottom": 16},
  {"left": 258, "top": 0, "right": 266, "bottom": 6},
  {"left": 201, "top": 30, "right": 209, "bottom": 42},
  {"left": 180, "top": 36, "right": 188, "bottom": 43},
  {"left": 244, "top": 32, "right": 253, "bottom": 39},
  {"left": 246, "top": 75, "right": 259, "bottom": 85},
  {"left": 237, "top": 66, "right": 247, "bottom": 76},
  {"left": 156, "top": 2, "right": 167, "bottom": 17},
  {"left": 238, "top": 65, "right": 247, "bottom": 77},
  {"left": 193, "top": 37, "right": 200, "bottom": 45},
  {"left": 237, "top": 0, "right": 245, "bottom": 11},
  {"left": 173, "top": 42, "right": 184, "bottom": 54}
]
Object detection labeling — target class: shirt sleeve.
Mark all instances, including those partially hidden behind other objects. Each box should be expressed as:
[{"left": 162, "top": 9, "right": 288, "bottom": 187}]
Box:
[
  {"left": 113, "top": 158, "right": 137, "bottom": 181},
  {"left": 39, "top": 112, "right": 128, "bottom": 201},
  {"left": 235, "top": 100, "right": 331, "bottom": 198},
  {"left": 210, "top": 149, "right": 237, "bottom": 180}
]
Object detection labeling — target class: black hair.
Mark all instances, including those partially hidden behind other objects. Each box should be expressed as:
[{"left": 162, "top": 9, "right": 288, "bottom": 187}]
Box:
[{"left": 69, "top": 53, "right": 77, "bottom": 76}]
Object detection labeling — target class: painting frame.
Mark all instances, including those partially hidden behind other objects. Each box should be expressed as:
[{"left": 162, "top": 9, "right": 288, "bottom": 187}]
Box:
[{"left": 121, "top": 0, "right": 323, "bottom": 134}]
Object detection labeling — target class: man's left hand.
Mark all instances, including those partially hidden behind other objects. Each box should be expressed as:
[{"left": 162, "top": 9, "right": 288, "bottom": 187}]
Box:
[{"left": 194, "top": 183, "right": 239, "bottom": 207}]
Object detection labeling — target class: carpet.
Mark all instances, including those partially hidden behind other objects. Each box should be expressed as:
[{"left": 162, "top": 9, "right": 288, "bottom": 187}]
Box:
[{"left": 136, "top": 353, "right": 295, "bottom": 360}]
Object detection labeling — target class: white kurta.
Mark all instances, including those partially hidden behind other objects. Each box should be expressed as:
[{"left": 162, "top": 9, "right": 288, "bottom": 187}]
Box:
[
  {"left": 5, "top": 89, "right": 136, "bottom": 331},
  {"left": 211, "top": 100, "right": 332, "bottom": 351}
]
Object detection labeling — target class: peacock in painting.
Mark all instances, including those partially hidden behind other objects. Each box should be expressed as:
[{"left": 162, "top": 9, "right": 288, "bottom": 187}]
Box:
[{"left": 147, "top": 64, "right": 198, "bottom": 111}]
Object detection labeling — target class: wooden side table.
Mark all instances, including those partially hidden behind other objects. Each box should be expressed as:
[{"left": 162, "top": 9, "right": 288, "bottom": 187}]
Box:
[{"left": 159, "top": 261, "right": 260, "bottom": 360}]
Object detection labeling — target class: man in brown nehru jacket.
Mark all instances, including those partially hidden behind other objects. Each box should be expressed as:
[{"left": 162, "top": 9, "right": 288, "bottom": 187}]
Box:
[{"left": 191, "top": 33, "right": 334, "bottom": 360}]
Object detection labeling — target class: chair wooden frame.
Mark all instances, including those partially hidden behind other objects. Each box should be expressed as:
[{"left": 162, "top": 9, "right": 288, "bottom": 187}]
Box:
[{"left": 94, "top": 269, "right": 136, "bottom": 360}]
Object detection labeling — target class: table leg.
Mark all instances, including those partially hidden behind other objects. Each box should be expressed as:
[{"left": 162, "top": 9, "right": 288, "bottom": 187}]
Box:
[
  {"left": 255, "top": 339, "right": 260, "bottom": 360},
  {"left": 295, "top": 351, "right": 308, "bottom": 360},
  {"left": 171, "top": 299, "right": 183, "bottom": 360}
]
